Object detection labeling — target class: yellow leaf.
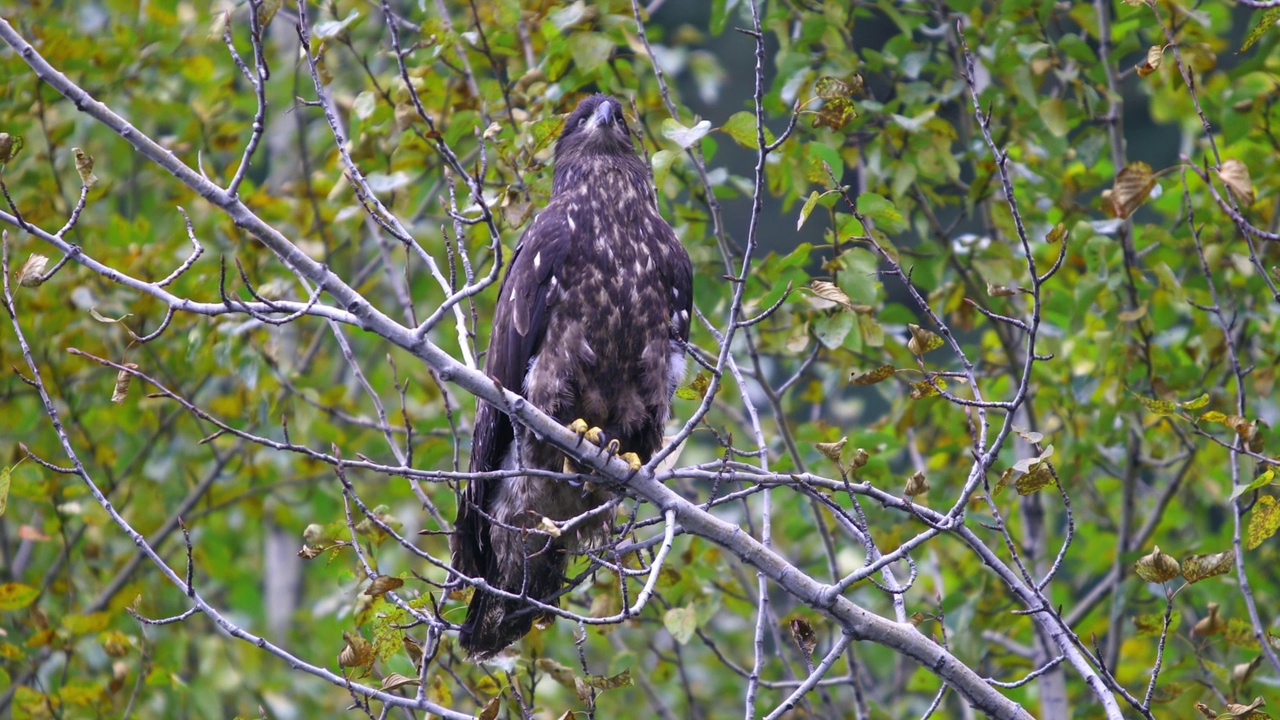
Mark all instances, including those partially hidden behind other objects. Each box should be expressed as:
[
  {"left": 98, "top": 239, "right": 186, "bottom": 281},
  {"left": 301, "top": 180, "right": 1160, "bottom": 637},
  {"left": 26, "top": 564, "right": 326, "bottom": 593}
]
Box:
[
  {"left": 906, "top": 323, "right": 943, "bottom": 355},
  {"left": 1247, "top": 495, "right": 1280, "bottom": 550},
  {"left": 850, "top": 365, "right": 896, "bottom": 385}
]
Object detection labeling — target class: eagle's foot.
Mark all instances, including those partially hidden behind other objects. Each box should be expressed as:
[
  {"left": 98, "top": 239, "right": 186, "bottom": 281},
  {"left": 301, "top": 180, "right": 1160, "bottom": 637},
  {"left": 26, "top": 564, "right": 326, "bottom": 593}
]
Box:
[
  {"left": 618, "top": 452, "right": 643, "bottom": 473},
  {"left": 568, "top": 418, "right": 604, "bottom": 446}
]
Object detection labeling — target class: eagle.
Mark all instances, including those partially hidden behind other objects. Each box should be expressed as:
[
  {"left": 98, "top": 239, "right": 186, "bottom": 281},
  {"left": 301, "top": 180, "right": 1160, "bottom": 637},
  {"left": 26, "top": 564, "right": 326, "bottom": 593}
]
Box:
[{"left": 451, "top": 94, "right": 694, "bottom": 658}]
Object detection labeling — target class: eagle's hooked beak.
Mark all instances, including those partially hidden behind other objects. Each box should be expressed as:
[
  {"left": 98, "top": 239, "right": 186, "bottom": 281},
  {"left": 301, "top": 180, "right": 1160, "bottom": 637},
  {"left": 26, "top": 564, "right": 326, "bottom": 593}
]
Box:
[{"left": 591, "top": 99, "right": 616, "bottom": 129}]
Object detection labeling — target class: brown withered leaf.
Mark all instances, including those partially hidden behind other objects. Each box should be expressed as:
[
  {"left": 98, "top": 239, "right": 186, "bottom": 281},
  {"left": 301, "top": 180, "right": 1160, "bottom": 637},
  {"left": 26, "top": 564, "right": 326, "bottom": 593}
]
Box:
[
  {"left": 809, "top": 280, "right": 854, "bottom": 311},
  {"left": 851, "top": 448, "right": 869, "bottom": 468},
  {"left": 1182, "top": 550, "right": 1233, "bottom": 584},
  {"left": 850, "top": 365, "right": 896, "bottom": 385},
  {"left": 363, "top": 575, "right": 404, "bottom": 598},
  {"left": 904, "top": 471, "right": 929, "bottom": 497},
  {"left": 15, "top": 254, "right": 49, "bottom": 287},
  {"left": 1110, "top": 161, "right": 1157, "bottom": 219},
  {"left": 1220, "top": 697, "right": 1267, "bottom": 720},
  {"left": 477, "top": 697, "right": 501, "bottom": 720},
  {"left": 815, "top": 437, "right": 847, "bottom": 464},
  {"left": 72, "top": 148, "right": 98, "bottom": 188},
  {"left": 1194, "top": 603, "right": 1224, "bottom": 636},
  {"left": 1233, "top": 656, "right": 1263, "bottom": 686},
  {"left": 111, "top": 363, "right": 139, "bottom": 404},
  {"left": 1136, "top": 45, "right": 1164, "bottom": 77},
  {"left": 380, "top": 672, "right": 420, "bottom": 691},
  {"left": 338, "top": 631, "right": 374, "bottom": 670},
  {"left": 1219, "top": 159, "right": 1255, "bottom": 205},
  {"left": 790, "top": 618, "right": 817, "bottom": 656},
  {"left": 1134, "top": 545, "right": 1180, "bottom": 583}
]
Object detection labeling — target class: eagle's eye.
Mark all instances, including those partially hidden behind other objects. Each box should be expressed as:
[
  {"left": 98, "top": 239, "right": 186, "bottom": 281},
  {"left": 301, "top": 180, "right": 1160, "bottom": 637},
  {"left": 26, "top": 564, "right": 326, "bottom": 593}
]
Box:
[{"left": 577, "top": 116, "right": 588, "bottom": 128}]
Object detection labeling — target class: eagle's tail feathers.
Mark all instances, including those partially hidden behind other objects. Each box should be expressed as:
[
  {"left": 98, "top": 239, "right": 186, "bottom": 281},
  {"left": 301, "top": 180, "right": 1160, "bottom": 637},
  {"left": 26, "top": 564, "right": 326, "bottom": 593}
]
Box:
[{"left": 458, "top": 546, "right": 568, "bottom": 660}]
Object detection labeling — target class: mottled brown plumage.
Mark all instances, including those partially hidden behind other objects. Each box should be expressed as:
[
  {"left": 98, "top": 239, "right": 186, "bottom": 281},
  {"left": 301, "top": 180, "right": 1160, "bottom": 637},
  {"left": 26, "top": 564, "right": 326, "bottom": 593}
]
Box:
[{"left": 451, "top": 94, "right": 693, "bottom": 658}]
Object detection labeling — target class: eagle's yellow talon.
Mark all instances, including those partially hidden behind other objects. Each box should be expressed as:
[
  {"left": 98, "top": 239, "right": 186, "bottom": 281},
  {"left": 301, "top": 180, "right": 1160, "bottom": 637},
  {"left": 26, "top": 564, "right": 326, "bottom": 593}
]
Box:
[
  {"left": 605, "top": 438, "right": 621, "bottom": 455},
  {"left": 619, "top": 452, "right": 642, "bottom": 472},
  {"left": 568, "top": 418, "right": 604, "bottom": 445}
]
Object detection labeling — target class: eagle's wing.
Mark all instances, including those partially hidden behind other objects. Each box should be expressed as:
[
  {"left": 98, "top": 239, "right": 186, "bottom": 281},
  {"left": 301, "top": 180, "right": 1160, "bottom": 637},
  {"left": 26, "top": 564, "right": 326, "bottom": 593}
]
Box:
[
  {"left": 669, "top": 231, "right": 694, "bottom": 346},
  {"left": 453, "top": 208, "right": 571, "bottom": 579}
]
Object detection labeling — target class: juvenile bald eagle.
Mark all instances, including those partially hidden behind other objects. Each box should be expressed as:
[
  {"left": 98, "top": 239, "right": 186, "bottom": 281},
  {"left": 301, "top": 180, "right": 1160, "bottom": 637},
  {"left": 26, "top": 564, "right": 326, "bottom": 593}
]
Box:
[{"left": 451, "top": 94, "right": 693, "bottom": 658}]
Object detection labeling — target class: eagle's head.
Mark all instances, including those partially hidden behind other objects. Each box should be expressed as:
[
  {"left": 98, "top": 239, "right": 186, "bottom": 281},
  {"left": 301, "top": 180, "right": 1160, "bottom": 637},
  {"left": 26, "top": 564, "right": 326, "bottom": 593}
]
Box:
[{"left": 554, "top": 94, "right": 634, "bottom": 160}]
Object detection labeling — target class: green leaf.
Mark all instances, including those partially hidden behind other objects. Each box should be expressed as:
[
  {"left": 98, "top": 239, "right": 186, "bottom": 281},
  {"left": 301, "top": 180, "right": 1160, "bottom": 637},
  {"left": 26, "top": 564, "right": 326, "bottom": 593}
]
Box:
[
  {"left": 675, "top": 372, "right": 710, "bottom": 401},
  {"left": 0, "top": 583, "right": 38, "bottom": 611},
  {"left": 63, "top": 612, "right": 111, "bottom": 635},
  {"left": 548, "top": 1, "right": 588, "bottom": 31},
  {"left": 814, "top": 313, "right": 853, "bottom": 350},
  {"left": 1038, "top": 98, "right": 1069, "bottom": 137},
  {"left": 720, "top": 111, "right": 774, "bottom": 148},
  {"left": 662, "top": 118, "right": 713, "bottom": 149},
  {"left": 664, "top": 605, "right": 696, "bottom": 644},
  {"left": 857, "top": 193, "right": 906, "bottom": 234},
  {"left": 0, "top": 465, "right": 9, "bottom": 518},
  {"left": 314, "top": 9, "right": 360, "bottom": 39},
  {"left": 1230, "top": 469, "right": 1275, "bottom": 501},
  {"left": 572, "top": 32, "right": 615, "bottom": 71},
  {"left": 1179, "top": 393, "right": 1210, "bottom": 410},
  {"left": 651, "top": 149, "right": 677, "bottom": 188},
  {"left": 797, "top": 191, "right": 821, "bottom": 231},
  {"left": 1132, "top": 611, "right": 1180, "bottom": 636},
  {"left": 709, "top": 0, "right": 731, "bottom": 34},
  {"left": 805, "top": 142, "right": 843, "bottom": 183},
  {"left": 353, "top": 91, "right": 376, "bottom": 121}
]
